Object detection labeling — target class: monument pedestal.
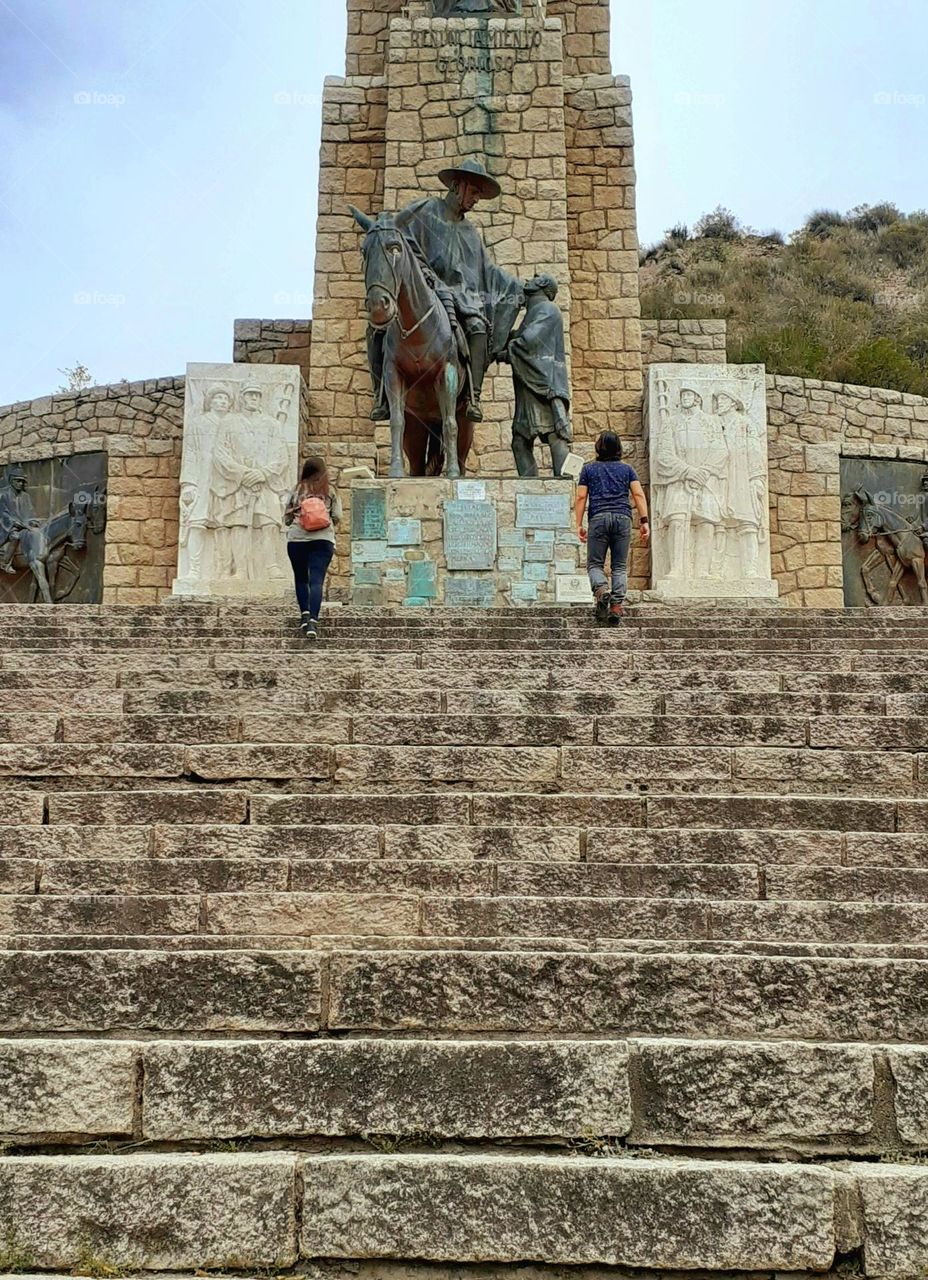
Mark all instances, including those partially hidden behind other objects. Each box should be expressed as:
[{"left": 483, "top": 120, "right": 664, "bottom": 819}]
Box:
[{"left": 347, "top": 477, "right": 587, "bottom": 608}]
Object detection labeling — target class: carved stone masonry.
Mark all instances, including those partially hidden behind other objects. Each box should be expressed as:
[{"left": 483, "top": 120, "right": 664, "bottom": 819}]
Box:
[
  {"left": 432, "top": 1, "right": 522, "bottom": 15},
  {"left": 172, "top": 363, "right": 300, "bottom": 598},
  {"left": 645, "top": 363, "right": 778, "bottom": 601}
]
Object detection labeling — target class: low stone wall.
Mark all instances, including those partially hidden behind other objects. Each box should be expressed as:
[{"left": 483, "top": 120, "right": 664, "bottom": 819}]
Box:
[
  {"left": 766, "top": 375, "right": 928, "bottom": 607},
  {"left": 641, "top": 319, "right": 727, "bottom": 367},
  {"left": 0, "top": 378, "right": 185, "bottom": 605}
]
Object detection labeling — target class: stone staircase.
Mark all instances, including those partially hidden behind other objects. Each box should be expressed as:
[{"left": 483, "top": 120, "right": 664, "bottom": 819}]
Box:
[{"left": 1, "top": 601, "right": 928, "bottom": 1277}]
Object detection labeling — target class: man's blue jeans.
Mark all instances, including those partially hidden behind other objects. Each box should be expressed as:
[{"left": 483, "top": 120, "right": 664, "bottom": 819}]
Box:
[{"left": 587, "top": 512, "right": 632, "bottom": 601}]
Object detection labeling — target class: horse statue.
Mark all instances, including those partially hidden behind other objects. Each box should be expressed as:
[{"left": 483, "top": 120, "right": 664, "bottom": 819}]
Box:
[
  {"left": 350, "top": 208, "right": 471, "bottom": 479},
  {"left": 6, "top": 490, "right": 101, "bottom": 604},
  {"left": 842, "top": 487, "right": 928, "bottom": 607}
]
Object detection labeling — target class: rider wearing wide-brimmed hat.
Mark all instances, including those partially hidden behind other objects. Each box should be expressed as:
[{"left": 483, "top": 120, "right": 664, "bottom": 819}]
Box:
[
  {"left": 0, "top": 464, "right": 38, "bottom": 574},
  {"left": 367, "top": 157, "right": 524, "bottom": 424}
]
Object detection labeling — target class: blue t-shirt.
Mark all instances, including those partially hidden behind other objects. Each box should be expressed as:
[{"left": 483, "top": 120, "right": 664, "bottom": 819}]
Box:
[{"left": 578, "top": 461, "right": 638, "bottom": 519}]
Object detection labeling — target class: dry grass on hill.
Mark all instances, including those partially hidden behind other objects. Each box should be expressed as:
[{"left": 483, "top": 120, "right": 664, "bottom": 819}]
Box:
[{"left": 640, "top": 204, "right": 928, "bottom": 394}]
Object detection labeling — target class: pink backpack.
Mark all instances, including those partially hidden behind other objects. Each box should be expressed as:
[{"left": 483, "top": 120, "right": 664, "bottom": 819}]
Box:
[{"left": 298, "top": 494, "right": 332, "bottom": 532}]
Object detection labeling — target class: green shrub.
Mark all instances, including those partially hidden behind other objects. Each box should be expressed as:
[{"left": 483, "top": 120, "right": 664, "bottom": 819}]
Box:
[
  {"left": 878, "top": 220, "right": 928, "bottom": 268},
  {"left": 693, "top": 206, "right": 743, "bottom": 241},
  {"left": 803, "top": 209, "right": 846, "bottom": 239},
  {"left": 734, "top": 326, "right": 829, "bottom": 378},
  {"left": 834, "top": 338, "right": 928, "bottom": 394},
  {"left": 848, "top": 202, "right": 902, "bottom": 232}
]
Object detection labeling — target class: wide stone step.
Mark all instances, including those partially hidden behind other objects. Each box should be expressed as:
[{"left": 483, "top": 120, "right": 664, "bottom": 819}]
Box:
[
  {"left": 37, "top": 790, "right": 928, "bottom": 831},
  {"left": 4, "top": 858, "right": 761, "bottom": 899},
  {"left": 3, "top": 1034, "right": 924, "bottom": 1156},
  {"left": 2, "top": 947, "right": 927, "bottom": 1039},
  {"left": 3, "top": 1150, "right": 924, "bottom": 1274}
]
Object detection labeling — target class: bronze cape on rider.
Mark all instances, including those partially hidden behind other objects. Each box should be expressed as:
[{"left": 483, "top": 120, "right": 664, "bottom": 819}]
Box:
[
  {"left": 367, "top": 159, "right": 524, "bottom": 425},
  {"left": 0, "top": 465, "right": 39, "bottom": 574}
]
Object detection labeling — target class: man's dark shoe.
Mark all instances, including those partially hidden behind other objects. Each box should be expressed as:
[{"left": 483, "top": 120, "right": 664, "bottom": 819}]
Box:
[
  {"left": 370, "top": 404, "right": 390, "bottom": 422},
  {"left": 304, "top": 618, "right": 319, "bottom": 642},
  {"left": 608, "top": 601, "right": 625, "bottom": 627},
  {"left": 465, "top": 400, "right": 484, "bottom": 422},
  {"left": 594, "top": 586, "right": 610, "bottom": 625}
]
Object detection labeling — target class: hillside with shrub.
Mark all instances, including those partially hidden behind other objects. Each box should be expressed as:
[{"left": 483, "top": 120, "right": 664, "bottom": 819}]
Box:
[{"left": 639, "top": 204, "right": 928, "bottom": 394}]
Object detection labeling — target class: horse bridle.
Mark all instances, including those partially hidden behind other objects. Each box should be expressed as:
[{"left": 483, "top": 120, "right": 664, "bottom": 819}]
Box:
[{"left": 365, "top": 237, "right": 437, "bottom": 341}]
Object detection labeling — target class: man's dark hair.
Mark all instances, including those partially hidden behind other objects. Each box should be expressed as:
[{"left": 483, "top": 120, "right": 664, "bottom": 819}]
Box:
[{"left": 595, "top": 432, "right": 622, "bottom": 461}]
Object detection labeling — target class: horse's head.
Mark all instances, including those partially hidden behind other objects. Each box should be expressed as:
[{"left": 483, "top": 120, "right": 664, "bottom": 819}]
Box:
[
  {"left": 350, "top": 207, "right": 409, "bottom": 329},
  {"left": 67, "top": 496, "right": 91, "bottom": 551},
  {"left": 854, "top": 488, "right": 881, "bottom": 544},
  {"left": 87, "top": 485, "right": 108, "bottom": 536}
]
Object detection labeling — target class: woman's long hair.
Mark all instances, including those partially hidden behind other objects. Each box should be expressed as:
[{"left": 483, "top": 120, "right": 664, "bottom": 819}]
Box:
[
  {"left": 595, "top": 432, "right": 622, "bottom": 461},
  {"left": 299, "top": 456, "right": 330, "bottom": 498}
]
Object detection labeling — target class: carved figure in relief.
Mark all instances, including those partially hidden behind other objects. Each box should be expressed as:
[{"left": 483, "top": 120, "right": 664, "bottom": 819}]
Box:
[
  {"left": 653, "top": 387, "right": 727, "bottom": 579},
  {"left": 499, "top": 274, "right": 572, "bottom": 477},
  {"left": 212, "top": 392, "right": 291, "bottom": 583},
  {"left": 0, "top": 465, "right": 40, "bottom": 574},
  {"left": 843, "top": 487, "right": 928, "bottom": 606},
  {"left": 715, "top": 388, "right": 766, "bottom": 577},
  {"left": 179, "top": 385, "right": 232, "bottom": 582}
]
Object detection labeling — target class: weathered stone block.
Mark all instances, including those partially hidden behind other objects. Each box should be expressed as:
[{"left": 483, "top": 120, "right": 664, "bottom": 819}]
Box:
[
  {"left": 299, "top": 1154, "right": 836, "bottom": 1270},
  {"left": 205, "top": 891, "right": 419, "bottom": 937},
  {"left": 0, "top": 1041, "right": 136, "bottom": 1139},
  {"left": 0, "top": 951, "right": 321, "bottom": 1033},
  {"left": 0, "top": 1154, "right": 297, "bottom": 1269},
  {"left": 631, "top": 1038, "right": 874, "bottom": 1147},
  {"left": 143, "top": 1039, "right": 630, "bottom": 1140},
  {"left": 887, "top": 1048, "right": 928, "bottom": 1144},
  {"left": 859, "top": 1166, "right": 928, "bottom": 1277},
  {"left": 47, "top": 790, "right": 249, "bottom": 825},
  {"left": 327, "top": 951, "right": 928, "bottom": 1041}
]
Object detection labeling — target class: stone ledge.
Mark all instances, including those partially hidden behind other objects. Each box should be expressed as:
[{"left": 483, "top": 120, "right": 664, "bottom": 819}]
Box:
[
  {"left": 0, "top": 1154, "right": 298, "bottom": 1270},
  {"left": 299, "top": 1154, "right": 836, "bottom": 1269}
]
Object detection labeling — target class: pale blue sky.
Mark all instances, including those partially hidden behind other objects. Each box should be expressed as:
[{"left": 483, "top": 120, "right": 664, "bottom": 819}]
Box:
[{"left": 0, "top": 0, "right": 925, "bottom": 404}]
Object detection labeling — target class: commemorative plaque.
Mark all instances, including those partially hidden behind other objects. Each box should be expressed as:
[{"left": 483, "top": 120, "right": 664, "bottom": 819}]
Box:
[
  {"left": 515, "top": 493, "right": 571, "bottom": 530},
  {"left": 352, "top": 487, "right": 388, "bottom": 541},
  {"left": 443, "top": 500, "right": 498, "bottom": 571},
  {"left": 445, "top": 576, "right": 496, "bottom": 607}
]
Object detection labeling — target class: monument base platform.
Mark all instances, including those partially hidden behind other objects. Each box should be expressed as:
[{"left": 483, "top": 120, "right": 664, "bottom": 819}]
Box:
[
  {"left": 171, "top": 577, "right": 290, "bottom": 601},
  {"left": 347, "top": 477, "right": 587, "bottom": 609},
  {"left": 651, "top": 575, "right": 781, "bottom": 603}
]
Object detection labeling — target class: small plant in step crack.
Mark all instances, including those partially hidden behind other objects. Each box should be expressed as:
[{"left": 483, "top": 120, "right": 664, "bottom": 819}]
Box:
[
  {"left": 71, "top": 1244, "right": 128, "bottom": 1278},
  {"left": 567, "top": 1130, "right": 668, "bottom": 1160},
  {"left": 879, "top": 1148, "right": 928, "bottom": 1166},
  {"left": 0, "top": 1230, "right": 36, "bottom": 1274},
  {"left": 362, "top": 1132, "right": 405, "bottom": 1153}
]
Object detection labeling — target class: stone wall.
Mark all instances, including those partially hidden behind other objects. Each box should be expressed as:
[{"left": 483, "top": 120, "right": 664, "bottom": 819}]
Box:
[
  {"left": 766, "top": 375, "right": 928, "bottom": 607},
  {"left": 233, "top": 320, "right": 311, "bottom": 380},
  {"left": 642, "top": 319, "right": 727, "bottom": 367},
  {"left": 0, "top": 379, "right": 184, "bottom": 605},
  {"left": 306, "top": 77, "right": 387, "bottom": 454}
]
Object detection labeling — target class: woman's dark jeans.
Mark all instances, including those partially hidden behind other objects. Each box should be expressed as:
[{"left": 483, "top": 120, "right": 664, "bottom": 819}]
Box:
[
  {"left": 586, "top": 512, "right": 631, "bottom": 601},
  {"left": 287, "top": 540, "right": 335, "bottom": 619}
]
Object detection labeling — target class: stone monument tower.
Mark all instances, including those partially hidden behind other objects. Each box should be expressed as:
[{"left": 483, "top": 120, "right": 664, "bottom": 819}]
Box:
[{"left": 307, "top": 0, "right": 642, "bottom": 479}]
